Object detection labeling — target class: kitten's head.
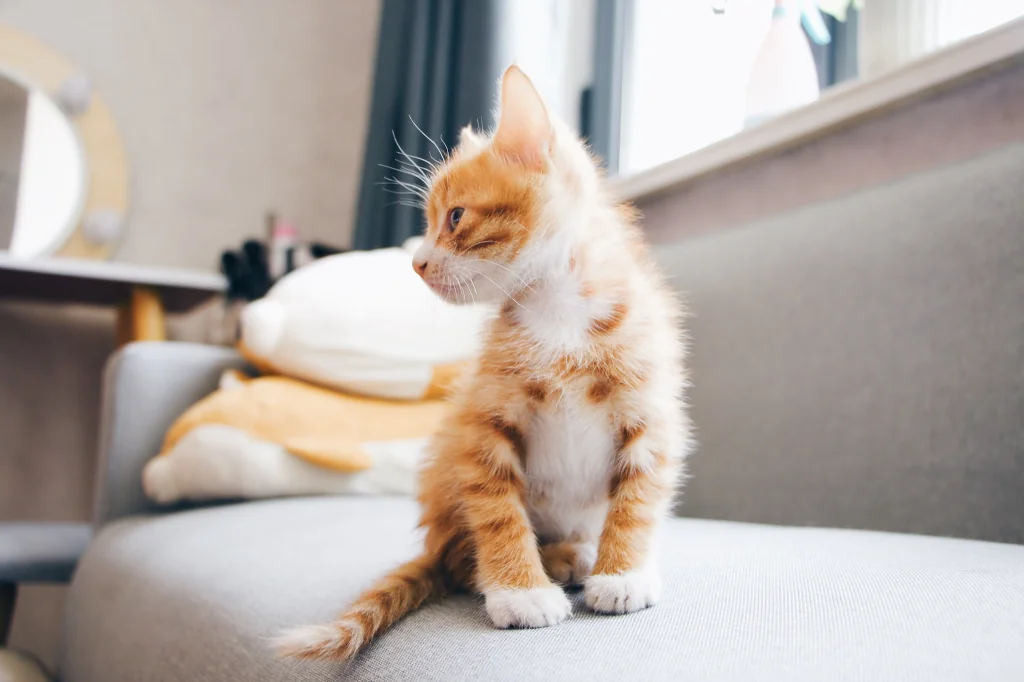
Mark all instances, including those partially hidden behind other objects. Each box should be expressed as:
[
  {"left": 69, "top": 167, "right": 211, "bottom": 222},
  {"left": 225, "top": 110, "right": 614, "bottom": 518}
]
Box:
[{"left": 410, "top": 65, "right": 600, "bottom": 305}]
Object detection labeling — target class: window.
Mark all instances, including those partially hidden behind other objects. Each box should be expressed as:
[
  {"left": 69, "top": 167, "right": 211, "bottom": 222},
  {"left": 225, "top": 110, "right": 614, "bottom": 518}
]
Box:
[
  {"left": 860, "top": 0, "right": 1024, "bottom": 77},
  {"left": 586, "top": 0, "right": 1024, "bottom": 178},
  {"left": 622, "top": 0, "right": 786, "bottom": 174}
]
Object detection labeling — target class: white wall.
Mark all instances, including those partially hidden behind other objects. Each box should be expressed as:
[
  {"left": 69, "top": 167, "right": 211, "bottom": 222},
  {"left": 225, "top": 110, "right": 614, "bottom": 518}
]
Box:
[{"left": 1, "top": 0, "right": 381, "bottom": 270}]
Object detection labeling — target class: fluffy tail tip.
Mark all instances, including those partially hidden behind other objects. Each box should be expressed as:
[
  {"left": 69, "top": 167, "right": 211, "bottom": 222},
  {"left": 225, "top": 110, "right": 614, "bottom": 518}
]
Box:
[{"left": 272, "top": 622, "right": 362, "bottom": 661}]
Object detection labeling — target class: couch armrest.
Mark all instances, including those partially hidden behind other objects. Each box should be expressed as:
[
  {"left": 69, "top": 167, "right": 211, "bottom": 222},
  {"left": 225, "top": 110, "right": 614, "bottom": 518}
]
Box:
[{"left": 92, "top": 342, "right": 245, "bottom": 526}]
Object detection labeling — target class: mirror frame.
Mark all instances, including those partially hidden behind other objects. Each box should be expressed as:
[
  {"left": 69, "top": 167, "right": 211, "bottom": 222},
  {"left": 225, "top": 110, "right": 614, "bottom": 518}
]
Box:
[{"left": 0, "top": 23, "right": 128, "bottom": 260}]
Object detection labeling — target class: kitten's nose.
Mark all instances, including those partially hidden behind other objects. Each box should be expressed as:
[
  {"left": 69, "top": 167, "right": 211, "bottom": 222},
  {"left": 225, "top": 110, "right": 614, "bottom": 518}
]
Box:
[{"left": 412, "top": 256, "right": 428, "bottom": 277}]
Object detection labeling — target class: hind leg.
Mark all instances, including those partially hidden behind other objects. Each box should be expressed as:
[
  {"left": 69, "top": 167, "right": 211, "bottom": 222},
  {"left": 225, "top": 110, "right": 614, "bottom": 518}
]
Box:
[
  {"left": 541, "top": 541, "right": 597, "bottom": 587},
  {"left": 437, "top": 528, "right": 477, "bottom": 592}
]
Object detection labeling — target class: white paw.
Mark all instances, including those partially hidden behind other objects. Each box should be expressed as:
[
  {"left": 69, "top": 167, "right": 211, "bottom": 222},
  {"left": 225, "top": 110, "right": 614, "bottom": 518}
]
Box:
[
  {"left": 584, "top": 570, "right": 661, "bottom": 615},
  {"left": 485, "top": 585, "right": 572, "bottom": 628}
]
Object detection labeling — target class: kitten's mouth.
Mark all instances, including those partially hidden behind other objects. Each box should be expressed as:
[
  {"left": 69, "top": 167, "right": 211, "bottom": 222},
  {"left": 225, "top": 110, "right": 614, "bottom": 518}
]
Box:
[
  {"left": 425, "top": 279, "right": 461, "bottom": 299},
  {"left": 425, "top": 274, "right": 478, "bottom": 301}
]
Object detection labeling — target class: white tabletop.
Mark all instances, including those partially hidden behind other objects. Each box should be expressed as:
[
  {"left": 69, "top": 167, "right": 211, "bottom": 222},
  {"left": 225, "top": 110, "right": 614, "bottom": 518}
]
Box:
[{"left": 0, "top": 253, "right": 226, "bottom": 312}]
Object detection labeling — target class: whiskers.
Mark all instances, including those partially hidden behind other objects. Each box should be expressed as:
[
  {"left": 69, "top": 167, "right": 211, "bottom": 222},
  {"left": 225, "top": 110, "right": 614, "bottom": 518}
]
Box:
[
  {"left": 449, "top": 242, "right": 534, "bottom": 309},
  {"left": 408, "top": 116, "right": 447, "bottom": 168},
  {"left": 378, "top": 118, "right": 452, "bottom": 207},
  {"left": 441, "top": 265, "right": 477, "bottom": 306},
  {"left": 461, "top": 265, "right": 526, "bottom": 310},
  {"left": 434, "top": 261, "right": 505, "bottom": 309},
  {"left": 476, "top": 258, "right": 537, "bottom": 295}
]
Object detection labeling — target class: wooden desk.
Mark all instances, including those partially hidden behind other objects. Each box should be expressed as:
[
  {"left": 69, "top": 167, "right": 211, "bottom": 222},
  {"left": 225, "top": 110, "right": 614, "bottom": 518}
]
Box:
[{"left": 0, "top": 254, "right": 225, "bottom": 344}]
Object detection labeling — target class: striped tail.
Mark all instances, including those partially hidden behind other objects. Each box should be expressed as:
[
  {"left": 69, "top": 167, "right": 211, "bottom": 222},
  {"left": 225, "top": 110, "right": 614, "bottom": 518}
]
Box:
[{"left": 274, "top": 553, "right": 443, "bottom": 661}]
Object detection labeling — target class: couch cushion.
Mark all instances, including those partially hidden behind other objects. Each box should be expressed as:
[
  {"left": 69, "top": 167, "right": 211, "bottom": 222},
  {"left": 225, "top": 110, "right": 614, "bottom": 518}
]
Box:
[{"left": 61, "top": 497, "right": 1024, "bottom": 682}]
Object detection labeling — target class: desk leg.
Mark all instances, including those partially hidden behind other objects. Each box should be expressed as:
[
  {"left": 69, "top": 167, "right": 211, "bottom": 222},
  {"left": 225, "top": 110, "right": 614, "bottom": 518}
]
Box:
[
  {"left": 116, "top": 286, "right": 166, "bottom": 346},
  {"left": 0, "top": 582, "right": 14, "bottom": 645}
]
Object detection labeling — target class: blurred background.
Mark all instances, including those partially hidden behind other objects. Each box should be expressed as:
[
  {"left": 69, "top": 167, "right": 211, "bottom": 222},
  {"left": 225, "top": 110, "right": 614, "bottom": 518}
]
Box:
[{"left": 2, "top": 0, "right": 1023, "bottom": 670}]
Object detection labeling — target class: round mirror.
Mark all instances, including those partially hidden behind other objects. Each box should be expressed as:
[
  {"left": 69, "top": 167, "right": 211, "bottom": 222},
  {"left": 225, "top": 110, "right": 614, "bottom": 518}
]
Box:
[{"left": 0, "top": 70, "right": 87, "bottom": 259}]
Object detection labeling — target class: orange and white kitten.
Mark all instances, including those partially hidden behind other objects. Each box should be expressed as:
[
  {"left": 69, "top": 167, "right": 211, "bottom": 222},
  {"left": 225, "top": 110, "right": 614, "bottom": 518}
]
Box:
[{"left": 276, "top": 65, "right": 692, "bottom": 661}]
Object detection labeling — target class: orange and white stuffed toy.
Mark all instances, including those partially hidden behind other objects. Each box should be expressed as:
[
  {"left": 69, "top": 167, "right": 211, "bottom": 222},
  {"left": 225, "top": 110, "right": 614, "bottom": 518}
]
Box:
[
  {"left": 142, "top": 370, "right": 455, "bottom": 503},
  {"left": 142, "top": 240, "right": 491, "bottom": 504}
]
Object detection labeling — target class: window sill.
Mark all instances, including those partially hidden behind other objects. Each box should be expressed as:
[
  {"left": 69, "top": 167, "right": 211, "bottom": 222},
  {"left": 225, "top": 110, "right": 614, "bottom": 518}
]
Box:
[{"left": 609, "top": 17, "right": 1024, "bottom": 203}]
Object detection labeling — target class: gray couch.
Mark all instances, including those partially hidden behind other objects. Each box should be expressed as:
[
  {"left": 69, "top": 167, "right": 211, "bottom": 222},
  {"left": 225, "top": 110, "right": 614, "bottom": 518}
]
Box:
[{"left": 60, "top": 144, "right": 1024, "bottom": 681}]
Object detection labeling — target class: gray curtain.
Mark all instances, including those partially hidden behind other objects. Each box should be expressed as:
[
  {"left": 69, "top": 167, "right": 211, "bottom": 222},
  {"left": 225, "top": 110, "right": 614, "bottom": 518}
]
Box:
[{"left": 353, "top": 0, "right": 502, "bottom": 250}]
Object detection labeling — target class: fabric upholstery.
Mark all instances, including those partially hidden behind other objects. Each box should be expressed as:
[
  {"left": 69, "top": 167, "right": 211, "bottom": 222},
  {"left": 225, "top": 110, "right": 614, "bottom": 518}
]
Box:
[
  {"left": 652, "top": 143, "right": 1024, "bottom": 543},
  {"left": 62, "top": 497, "right": 1024, "bottom": 682},
  {"left": 93, "top": 342, "right": 245, "bottom": 526}
]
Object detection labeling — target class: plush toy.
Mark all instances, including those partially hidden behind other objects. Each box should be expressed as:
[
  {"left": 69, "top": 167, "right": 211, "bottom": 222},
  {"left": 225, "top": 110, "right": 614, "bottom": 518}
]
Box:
[
  {"left": 239, "top": 238, "right": 493, "bottom": 399},
  {"left": 142, "top": 240, "right": 490, "bottom": 505},
  {"left": 142, "top": 370, "right": 454, "bottom": 504}
]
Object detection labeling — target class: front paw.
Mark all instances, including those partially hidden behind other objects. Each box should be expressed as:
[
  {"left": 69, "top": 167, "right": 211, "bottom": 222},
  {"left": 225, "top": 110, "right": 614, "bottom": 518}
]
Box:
[
  {"left": 485, "top": 585, "right": 572, "bottom": 628},
  {"left": 584, "top": 570, "right": 661, "bottom": 615}
]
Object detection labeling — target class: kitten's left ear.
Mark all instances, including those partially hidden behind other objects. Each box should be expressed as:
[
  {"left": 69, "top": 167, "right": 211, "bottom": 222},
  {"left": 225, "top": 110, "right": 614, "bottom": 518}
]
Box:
[{"left": 493, "top": 66, "right": 554, "bottom": 170}]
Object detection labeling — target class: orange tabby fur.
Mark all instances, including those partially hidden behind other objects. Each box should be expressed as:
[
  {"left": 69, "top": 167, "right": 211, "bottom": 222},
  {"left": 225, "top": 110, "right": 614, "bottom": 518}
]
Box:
[{"left": 275, "top": 65, "right": 692, "bottom": 662}]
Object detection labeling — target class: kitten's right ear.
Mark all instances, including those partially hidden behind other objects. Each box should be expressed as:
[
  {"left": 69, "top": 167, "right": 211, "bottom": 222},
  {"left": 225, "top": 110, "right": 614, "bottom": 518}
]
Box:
[
  {"left": 492, "top": 65, "right": 554, "bottom": 170},
  {"left": 458, "top": 125, "right": 486, "bottom": 157}
]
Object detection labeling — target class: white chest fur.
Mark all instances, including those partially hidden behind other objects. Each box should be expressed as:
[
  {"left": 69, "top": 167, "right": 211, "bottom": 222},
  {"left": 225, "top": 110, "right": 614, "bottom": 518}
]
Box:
[
  {"left": 513, "top": 268, "right": 617, "bottom": 358},
  {"left": 524, "top": 394, "right": 614, "bottom": 543},
  {"left": 512, "top": 271, "right": 620, "bottom": 543}
]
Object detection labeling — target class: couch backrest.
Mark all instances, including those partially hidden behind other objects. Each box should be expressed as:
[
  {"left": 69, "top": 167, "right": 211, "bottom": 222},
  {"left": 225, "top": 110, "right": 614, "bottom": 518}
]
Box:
[{"left": 653, "top": 142, "right": 1024, "bottom": 544}]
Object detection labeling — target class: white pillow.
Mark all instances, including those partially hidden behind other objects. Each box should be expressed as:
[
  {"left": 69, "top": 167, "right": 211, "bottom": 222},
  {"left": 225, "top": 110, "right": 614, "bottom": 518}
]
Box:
[{"left": 240, "top": 245, "right": 492, "bottom": 399}]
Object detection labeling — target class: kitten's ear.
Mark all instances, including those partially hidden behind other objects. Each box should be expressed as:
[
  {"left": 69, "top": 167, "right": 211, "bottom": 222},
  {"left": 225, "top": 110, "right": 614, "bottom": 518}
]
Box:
[
  {"left": 492, "top": 66, "right": 553, "bottom": 170},
  {"left": 458, "top": 125, "right": 486, "bottom": 156}
]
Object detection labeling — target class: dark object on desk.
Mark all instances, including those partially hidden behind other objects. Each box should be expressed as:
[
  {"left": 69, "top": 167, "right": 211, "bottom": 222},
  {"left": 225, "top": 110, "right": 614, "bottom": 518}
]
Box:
[
  {"left": 220, "top": 239, "right": 348, "bottom": 302},
  {"left": 310, "top": 242, "right": 346, "bottom": 259},
  {"left": 220, "top": 240, "right": 271, "bottom": 302}
]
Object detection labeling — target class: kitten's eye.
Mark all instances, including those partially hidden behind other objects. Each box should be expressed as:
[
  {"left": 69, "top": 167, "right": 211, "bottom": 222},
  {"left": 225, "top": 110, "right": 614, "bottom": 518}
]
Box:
[{"left": 447, "top": 207, "right": 465, "bottom": 232}]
